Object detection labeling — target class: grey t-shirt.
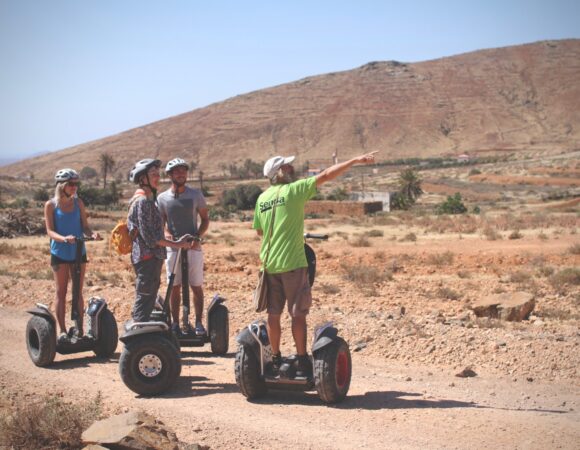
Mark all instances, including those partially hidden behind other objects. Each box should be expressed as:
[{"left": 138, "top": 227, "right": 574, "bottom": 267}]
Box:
[{"left": 158, "top": 186, "right": 207, "bottom": 251}]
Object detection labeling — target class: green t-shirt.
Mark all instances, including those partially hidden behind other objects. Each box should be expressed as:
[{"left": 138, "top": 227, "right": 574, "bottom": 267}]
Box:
[{"left": 252, "top": 177, "right": 318, "bottom": 274}]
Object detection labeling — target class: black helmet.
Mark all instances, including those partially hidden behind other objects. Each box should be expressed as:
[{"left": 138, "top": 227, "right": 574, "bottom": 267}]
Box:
[{"left": 129, "top": 159, "right": 161, "bottom": 184}]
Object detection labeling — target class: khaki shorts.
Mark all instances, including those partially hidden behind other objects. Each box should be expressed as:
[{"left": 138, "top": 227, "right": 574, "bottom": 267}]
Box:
[
  {"left": 266, "top": 267, "right": 312, "bottom": 317},
  {"left": 165, "top": 249, "right": 204, "bottom": 287}
]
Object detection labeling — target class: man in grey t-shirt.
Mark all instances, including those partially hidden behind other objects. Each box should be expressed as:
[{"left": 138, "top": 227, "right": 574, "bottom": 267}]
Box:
[{"left": 158, "top": 158, "right": 209, "bottom": 335}]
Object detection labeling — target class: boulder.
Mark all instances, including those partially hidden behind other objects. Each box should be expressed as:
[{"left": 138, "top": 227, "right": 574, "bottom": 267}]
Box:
[
  {"left": 82, "top": 411, "right": 181, "bottom": 450},
  {"left": 471, "top": 291, "right": 535, "bottom": 321}
]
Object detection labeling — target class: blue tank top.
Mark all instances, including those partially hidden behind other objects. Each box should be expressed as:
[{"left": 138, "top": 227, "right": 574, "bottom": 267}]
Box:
[{"left": 50, "top": 198, "right": 86, "bottom": 261}]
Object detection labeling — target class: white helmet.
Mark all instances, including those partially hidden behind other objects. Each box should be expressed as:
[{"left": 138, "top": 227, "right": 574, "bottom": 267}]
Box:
[
  {"left": 54, "top": 168, "right": 80, "bottom": 184},
  {"left": 129, "top": 159, "right": 161, "bottom": 184},
  {"left": 165, "top": 158, "right": 189, "bottom": 173}
]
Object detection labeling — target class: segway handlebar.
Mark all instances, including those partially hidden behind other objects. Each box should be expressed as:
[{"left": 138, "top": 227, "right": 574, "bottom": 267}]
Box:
[
  {"left": 176, "top": 233, "right": 202, "bottom": 243},
  {"left": 304, "top": 233, "right": 329, "bottom": 241},
  {"left": 65, "top": 236, "right": 102, "bottom": 244}
]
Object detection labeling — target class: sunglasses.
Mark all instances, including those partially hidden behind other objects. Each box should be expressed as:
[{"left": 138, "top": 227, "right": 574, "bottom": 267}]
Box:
[{"left": 66, "top": 181, "right": 80, "bottom": 187}]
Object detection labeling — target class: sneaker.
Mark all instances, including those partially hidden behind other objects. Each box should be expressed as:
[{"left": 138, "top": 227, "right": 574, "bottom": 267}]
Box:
[
  {"left": 194, "top": 322, "right": 206, "bottom": 336},
  {"left": 57, "top": 332, "right": 70, "bottom": 345},
  {"left": 295, "top": 354, "right": 312, "bottom": 378},
  {"left": 171, "top": 323, "right": 181, "bottom": 335},
  {"left": 270, "top": 352, "right": 282, "bottom": 374}
]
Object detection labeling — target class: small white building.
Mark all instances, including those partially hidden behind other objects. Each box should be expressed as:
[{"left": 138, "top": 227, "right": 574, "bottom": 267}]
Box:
[{"left": 350, "top": 191, "right": 391, "bottom": 212}]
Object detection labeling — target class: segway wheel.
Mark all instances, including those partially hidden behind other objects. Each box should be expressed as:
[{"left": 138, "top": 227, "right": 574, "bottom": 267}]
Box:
[
  {"left": 26, "top": 315, "right": 56, "bottom": 367},
  {"left": 209, "top": 304, "right": 229, "bottom": 355},
  {"left": 119, "top": 335, "right": 181, "bottom": 396},
  {"left": 234, "top": 345, "right": 266, "bottom": 400},
  {"left": 314, "top": 337, "right": 352, "bottom": 404},
  {"left": 93, "top": 308, "right": 118, "bottom": 358}
]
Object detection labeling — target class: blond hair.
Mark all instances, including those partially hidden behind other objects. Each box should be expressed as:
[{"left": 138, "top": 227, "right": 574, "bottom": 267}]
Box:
[{"left": 53, "top": 182, "right": 73, "bottom": 207}]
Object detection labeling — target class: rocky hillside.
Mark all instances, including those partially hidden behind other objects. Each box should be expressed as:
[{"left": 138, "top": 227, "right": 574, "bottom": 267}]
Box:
[{"left": 2, "top": 39, "right": 579, "bottom": 180}]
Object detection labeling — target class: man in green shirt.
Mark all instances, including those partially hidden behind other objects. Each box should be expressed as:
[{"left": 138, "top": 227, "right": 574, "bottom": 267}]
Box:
[{"left": 253, "top": 151, "right": 378, "bottom": 376}]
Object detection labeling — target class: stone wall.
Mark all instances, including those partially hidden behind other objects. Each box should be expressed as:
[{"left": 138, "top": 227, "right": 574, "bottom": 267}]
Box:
[{"left": 305, "top": 200, "right": 383, "bottom": 216}]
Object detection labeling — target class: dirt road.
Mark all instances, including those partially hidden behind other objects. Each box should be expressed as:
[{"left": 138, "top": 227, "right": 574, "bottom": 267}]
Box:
[{"left": 2, "top": 308, "right": 578, "bottom": 449}]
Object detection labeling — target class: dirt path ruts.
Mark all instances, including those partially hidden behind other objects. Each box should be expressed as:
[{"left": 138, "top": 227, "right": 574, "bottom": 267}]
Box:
[{"left": 1, "top": 308, "right": 578, "bottom": 449}]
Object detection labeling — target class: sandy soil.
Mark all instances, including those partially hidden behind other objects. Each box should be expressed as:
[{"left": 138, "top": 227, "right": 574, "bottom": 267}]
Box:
[{"left": 0, "top": 212, "right": 579, "bottom": 449}]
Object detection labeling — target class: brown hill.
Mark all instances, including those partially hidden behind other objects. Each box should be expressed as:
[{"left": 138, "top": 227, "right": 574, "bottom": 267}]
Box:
[{"left": 3, "top": 39, "right": 579, "bottom": 181}]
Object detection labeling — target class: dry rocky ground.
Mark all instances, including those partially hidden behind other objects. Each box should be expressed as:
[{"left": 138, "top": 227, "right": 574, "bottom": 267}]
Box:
[{"left": 0, "top": 154, "right": 579, "bottom": 449}]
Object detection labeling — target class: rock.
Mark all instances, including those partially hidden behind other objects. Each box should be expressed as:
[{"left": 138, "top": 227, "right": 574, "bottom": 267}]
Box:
[
  {"left": 82, "top": 411, "right": 183, "bottom": 450},
  {"left": 353, "top": 342, "right": 367, "bottom": 352},
  {"left": 471, "top": 292, "right": 535, "bottom": 321},
  {"left": 455, "top": 367, "right": 477, "bottom": 378}
]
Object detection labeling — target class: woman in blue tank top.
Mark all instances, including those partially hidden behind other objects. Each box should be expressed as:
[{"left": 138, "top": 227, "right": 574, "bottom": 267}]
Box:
[{"left": 44, "top": 168, "right": 101, "bottom": 344}]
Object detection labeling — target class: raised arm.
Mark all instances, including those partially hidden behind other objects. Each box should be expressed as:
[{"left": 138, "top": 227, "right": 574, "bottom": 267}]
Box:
[{"left": 315, "top": 151, "right": 378, "bottom": 187}]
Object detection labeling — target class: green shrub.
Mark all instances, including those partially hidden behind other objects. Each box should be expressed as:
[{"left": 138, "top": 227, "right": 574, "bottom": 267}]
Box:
[
  {"left": 32, "top": 188, "right": 50, "bottom": 202},
  {"left": 78, "top": 183, "right": 121, "bottom": 207},
  {"left": 11, "top": 198, "right": 30, "bottom": 209},
  {"left": 436, "top": 193, "right": 467, "bottom": 215},
  {"left": 326, "top": 187, "right": 349, "bottom": 201},
  {"left": 221, "top": 184, "right": 262, "bottom": 210},
  {"left": 80, "top": 166, "right": 98, "bottom": 179}
]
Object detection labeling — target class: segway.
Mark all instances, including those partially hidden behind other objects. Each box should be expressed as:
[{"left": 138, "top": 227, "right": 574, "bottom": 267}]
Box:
[
  {"left": 118, "top": 237, "right": 229, "bottom": 396},
  {"left": 26, "top": 237, "right": 118, "bottom": 367},
  {"left": 169, "top": 241, "right": 229, "bottom": 354},
  {"left": 234, "top": 234, "right": 352, "bottom": 404}
]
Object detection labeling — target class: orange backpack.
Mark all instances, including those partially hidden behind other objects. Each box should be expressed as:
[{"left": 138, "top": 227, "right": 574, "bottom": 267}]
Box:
[{"left": 109, "top": 190, "right": 145, "bottom": 255}]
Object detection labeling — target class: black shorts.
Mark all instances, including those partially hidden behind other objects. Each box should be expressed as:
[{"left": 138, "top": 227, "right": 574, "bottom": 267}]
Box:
[{"left": 51, "top": 253, "right": 88, "bottom": 269}]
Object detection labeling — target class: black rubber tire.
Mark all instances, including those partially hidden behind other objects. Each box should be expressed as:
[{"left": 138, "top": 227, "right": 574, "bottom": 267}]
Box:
[
  {"left": 314, "top": 337, "right": 352, "bottom": 404},
  {"left": 119, "top": 335, "right": 181, "bottom": 396},
  {"left": 26, "top": 315, "right": 56, "bottom": 367},
  {"left": 234, "top": 345, "right": 266, "bottom": 400},
  {"left": 93, "top": 308, "right": 118, "bottom": 358},
  {"left": 209, "top": 304, "right": 229, "bottom": 355}
]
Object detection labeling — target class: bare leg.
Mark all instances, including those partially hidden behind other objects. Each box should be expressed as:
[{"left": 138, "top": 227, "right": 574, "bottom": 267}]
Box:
[
  {"left": 53, "top": 264, "right": 70, "bottom": 334},
  {"left": 192, "top": 285, "right": 204, "bottom": 324},
  {"left": 291, "top": 315, "right": 307, "bottom": 356},
  {"left": 267, "top": 314, "right": 282, "bottom": 355},
  {"left": 170, "top": 285, "right": 181, "bottom": 325}
]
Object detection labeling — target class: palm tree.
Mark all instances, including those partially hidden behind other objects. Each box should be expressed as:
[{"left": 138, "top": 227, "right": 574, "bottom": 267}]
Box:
[
  {"left": 99, "top": 153, "right": 115, "bottom": 188},
  {"left": 398, "top": 168, "right": 423, "bottom": 204}
]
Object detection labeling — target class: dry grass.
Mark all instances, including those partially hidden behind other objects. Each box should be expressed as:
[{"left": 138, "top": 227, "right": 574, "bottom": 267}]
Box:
[
  {"left": 567, "top": 243, "right": 580, "bottom": 255},
  {"left": 482, "top": 225, "right": 502, "bottom": 241},
  {"left": 437, "top": 286, "right": 462, "bottom": 300},
  {"left": 399, "top": 232, "right": 417, "bottom": 242},
  {"left": 427, "top": 251, "right": 455, "bottom": 267},
  {"left": 26, "top": 269, "right": 53, "bottom": 281},
  {"left": 320, "top": 283, "right": 341, "bottom": 295},
  {"left": 349, "top": 235, "right": 371, "bottom": 247},
  {"left": 509, "top": 270, "right": 533, "bottom": 284},
  {"left": 341, "top": 262, "right": 393, "bottom": 286},
  {"left": 364, "top": 229, "right": 384, "bottom": 238},
  {"left": 0, "top": 393, "right": 103, "bottom": 450},
  {"left": 508, "top": 229, "right": 523, "bottom": 240},
  {"left": 549, "top": 268, "right": 580, "bottom": 294},
  {"left": 0, "top": 242, "right": 18, "bottom": 256}
]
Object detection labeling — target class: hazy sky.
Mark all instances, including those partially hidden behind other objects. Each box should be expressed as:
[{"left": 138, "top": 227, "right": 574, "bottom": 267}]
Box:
[{"left": 1, "top": 0, "right": 578, "bottom": 159}]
